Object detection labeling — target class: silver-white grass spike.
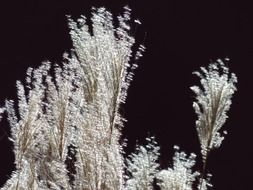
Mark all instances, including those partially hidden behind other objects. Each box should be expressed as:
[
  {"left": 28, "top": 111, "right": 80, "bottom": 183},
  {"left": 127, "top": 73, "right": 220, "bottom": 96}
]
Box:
[
  {"left": 16, "top": 81, "right": 28, "bottom": 120},
  {"left": 25, "top": 67, "right": 33, "bottom": 89},
  {"left": 68, "top": 7, "right": 143, "bottom": 131},
  {"left": 125, "top": 137, "right": 160, "bottom": 190},
  {"left": 156, "top": 146, "right": 199, "bottom": 190},
  {"left": 190, "top": 59, "right": 237, "bottom": 162},
  {"left": 5, "top": 100, "right": 17, "bottom": 129}
]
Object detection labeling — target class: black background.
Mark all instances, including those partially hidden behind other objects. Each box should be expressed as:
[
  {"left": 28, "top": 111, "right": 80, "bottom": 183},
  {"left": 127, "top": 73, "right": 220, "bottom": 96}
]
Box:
[{"left": 0, "top": 0, "right": 252, "bottom": 189}]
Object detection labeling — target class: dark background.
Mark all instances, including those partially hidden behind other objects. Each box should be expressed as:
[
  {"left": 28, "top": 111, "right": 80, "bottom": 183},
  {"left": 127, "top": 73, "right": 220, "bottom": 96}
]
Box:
[{"left": 0, "top": 0, "right": 252, "bottom": 189}]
